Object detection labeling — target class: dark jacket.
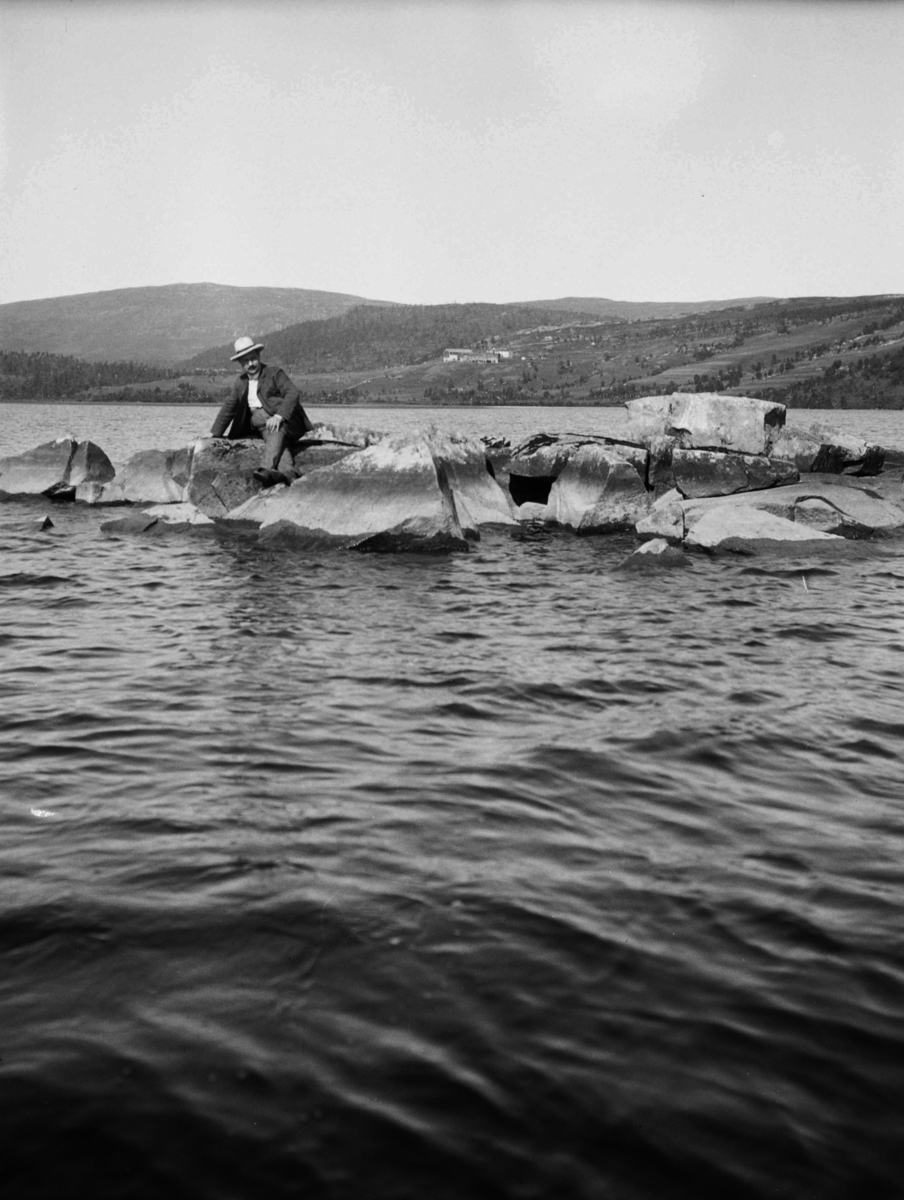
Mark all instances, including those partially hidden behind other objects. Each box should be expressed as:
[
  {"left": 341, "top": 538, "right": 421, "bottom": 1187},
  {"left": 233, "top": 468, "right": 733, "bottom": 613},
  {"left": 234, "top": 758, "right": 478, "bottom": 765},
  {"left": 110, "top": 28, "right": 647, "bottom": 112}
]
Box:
[{"left": 211, "top": 364, "right": 313, "bottom": 440}]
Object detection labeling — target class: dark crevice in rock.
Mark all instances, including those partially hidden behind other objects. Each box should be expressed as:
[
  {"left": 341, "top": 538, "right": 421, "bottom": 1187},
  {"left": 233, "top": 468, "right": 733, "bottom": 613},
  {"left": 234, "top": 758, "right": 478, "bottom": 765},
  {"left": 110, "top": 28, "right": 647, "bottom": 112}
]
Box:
[{"left": 509, "top": 473, "right": 557, "bottom": 507}]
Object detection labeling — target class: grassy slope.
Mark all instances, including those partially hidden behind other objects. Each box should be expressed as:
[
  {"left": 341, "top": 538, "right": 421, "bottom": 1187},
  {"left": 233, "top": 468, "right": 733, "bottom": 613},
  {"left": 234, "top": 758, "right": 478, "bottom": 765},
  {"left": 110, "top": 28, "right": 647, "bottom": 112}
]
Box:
[{"left": 0, "top": 282, "right": 394, "bottom": 364}]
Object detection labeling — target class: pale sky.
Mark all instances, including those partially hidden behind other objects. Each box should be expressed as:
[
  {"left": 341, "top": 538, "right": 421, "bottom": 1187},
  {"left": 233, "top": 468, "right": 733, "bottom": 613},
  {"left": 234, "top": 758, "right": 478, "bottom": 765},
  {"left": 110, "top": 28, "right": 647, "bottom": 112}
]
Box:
[{"left": 1, "top": 0, "right": 902, "bottom": 307}]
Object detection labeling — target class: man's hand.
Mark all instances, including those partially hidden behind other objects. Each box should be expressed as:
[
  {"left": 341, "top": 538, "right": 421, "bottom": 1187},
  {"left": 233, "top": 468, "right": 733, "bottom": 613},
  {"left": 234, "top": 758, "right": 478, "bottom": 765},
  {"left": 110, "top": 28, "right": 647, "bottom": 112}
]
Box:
[{"left": 265, "top": 414, "right": 284, "bottom": 433}]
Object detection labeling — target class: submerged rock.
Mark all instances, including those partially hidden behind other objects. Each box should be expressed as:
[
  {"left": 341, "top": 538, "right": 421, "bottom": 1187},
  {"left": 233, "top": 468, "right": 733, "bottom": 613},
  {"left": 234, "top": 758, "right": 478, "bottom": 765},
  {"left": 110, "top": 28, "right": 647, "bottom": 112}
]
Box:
[
  {"left": 100, "top": 513, "right": 160, "bottom": 535},
  {"left": 619, "top": 537, "right": 689, "bottom": 568},
  {"left": 142, "top": 502, "right": 214, "bottom": 526}
]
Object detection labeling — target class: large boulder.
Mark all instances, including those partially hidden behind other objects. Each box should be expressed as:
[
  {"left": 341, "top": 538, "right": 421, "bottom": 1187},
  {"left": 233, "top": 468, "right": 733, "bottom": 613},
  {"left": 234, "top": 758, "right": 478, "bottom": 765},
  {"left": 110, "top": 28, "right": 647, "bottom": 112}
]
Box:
[
  {"left": 222, "top": 437, "right": 471, "bottom": 552},
  {"left": 626, "top": 393, "right": 786, "bottom": 456},
  {"left": 770, "top": 423, "right": 885, "bottom": 476},
  {"left": 185, "top": 438, "right": 263, "bottom": 516},
  {"left": 426, "top": 432, "right": 515, "bottom": 526},
  {"left": 546, "top": 444, "right": 650, "bottom": 533},
  {"left": 0, "top": 436, "right": 113, "bottom": 496},
  {"left": 68, "top": 441, "right": 116, "bottom": 487},
  {"left": 669, "top": 448, "right": 798, "bottom": 499}
]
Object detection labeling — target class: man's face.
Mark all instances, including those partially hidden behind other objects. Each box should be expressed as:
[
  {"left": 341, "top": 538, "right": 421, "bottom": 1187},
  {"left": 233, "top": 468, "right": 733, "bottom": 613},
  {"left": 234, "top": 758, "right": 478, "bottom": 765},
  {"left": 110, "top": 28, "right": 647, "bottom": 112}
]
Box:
[{"left": 239, "top": 352, "right": 262, "bottom": 377}]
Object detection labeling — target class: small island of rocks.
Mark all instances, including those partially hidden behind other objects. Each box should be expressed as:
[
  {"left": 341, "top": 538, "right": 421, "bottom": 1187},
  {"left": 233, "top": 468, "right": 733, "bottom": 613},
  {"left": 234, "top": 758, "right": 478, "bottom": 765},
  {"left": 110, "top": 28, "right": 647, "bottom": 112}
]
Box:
[{"left": 1, "top": 394, "right": 901, "bottom": 562}]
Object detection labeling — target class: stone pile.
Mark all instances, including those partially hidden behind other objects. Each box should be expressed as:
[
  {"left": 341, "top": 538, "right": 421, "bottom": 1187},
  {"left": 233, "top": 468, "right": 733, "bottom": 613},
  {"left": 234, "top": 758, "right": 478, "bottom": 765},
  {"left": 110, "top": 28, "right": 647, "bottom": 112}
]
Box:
[{"left": 1, "top": 395, "right": 901, "bottom": 556}]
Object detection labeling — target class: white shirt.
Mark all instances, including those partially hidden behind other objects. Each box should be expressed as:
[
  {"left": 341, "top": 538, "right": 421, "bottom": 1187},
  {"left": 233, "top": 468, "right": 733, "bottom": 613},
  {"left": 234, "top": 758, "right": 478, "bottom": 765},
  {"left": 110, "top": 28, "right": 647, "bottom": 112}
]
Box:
[{"left": 247, "top": 377, "right": 262, "bottom": 409}]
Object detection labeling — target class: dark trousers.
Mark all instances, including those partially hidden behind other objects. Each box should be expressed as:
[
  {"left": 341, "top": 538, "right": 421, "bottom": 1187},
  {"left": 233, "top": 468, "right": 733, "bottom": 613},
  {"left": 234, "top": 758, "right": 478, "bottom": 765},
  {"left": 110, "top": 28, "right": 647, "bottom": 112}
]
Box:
[{"left": 249, "top": 409, "right": 300, "bottom": 475}]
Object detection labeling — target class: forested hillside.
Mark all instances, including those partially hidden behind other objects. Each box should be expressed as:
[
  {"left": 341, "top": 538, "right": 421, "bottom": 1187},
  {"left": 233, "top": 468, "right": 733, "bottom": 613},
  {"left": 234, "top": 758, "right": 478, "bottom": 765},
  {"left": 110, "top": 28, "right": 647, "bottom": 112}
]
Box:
[
  {"left": 181, "top": 303, "right": 607, "bottom": 372},
  {"left": 0, "top": 350, "right": 222, "bottom": 403},
  {"left": 5, "top": 293, "right": 904, "bottom": 411},
  {"left": 0, "top": 350, "right": 180, "bottom": 398}
]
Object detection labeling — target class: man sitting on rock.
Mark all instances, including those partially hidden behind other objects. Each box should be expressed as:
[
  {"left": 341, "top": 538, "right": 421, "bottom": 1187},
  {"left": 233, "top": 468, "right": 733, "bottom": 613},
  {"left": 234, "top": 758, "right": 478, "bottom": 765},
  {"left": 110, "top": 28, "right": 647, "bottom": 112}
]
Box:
[{"left": 211, "top": 336, "right": 314, "bottom": 487}]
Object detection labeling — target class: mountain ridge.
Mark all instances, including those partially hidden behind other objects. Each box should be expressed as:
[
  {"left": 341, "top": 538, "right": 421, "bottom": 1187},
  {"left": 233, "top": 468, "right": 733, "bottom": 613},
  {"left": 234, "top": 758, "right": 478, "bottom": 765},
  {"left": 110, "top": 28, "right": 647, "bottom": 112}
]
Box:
[
  {"left": 0, "top": 282, "right": 778, "bottom": 365},
  {"left": 0, "top": 282, "right": 397, "bottom": 364}
]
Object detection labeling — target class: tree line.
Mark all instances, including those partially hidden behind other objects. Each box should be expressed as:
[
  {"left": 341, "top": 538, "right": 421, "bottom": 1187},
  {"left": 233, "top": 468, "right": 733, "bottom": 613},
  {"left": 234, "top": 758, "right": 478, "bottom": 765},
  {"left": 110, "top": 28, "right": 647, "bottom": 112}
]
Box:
[{"left": 0, "top": 349, "right": 181, "bottom": 399}]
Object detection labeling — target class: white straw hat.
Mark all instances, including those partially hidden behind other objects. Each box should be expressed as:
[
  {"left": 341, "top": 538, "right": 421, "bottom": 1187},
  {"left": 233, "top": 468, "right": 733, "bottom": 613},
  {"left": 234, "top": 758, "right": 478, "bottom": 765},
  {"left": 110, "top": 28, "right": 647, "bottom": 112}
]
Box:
[{"left": 230, "top": 336, "right": 265, "bottom": 361}]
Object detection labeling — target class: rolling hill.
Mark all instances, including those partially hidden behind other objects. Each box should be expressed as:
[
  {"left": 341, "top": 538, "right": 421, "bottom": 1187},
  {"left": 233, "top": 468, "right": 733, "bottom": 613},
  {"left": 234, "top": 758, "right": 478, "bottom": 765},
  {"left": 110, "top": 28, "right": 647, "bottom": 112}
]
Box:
[
  {"left": 0, "top": 282, "right": 395, "bottom": 364},
  {"left": 5, "top": 286, "right": 904, "bottom": 412},
  {"left": 0, "top": 284, "right": 777, "bottom": 368}
]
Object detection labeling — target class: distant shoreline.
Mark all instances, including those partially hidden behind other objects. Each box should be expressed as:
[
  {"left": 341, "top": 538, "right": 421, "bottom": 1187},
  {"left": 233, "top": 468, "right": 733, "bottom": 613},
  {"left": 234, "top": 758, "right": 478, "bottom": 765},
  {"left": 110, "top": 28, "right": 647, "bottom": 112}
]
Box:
[{"left": 0, "top": 397, "right": 626, "bottom": 409}]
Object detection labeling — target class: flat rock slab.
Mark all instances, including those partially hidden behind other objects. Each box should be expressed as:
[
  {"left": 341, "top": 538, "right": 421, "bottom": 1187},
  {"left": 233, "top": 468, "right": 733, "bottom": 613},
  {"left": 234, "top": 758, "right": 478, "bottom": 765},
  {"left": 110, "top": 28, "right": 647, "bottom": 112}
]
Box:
[
  {"left": 677, "top": 480, "right": 904, "bottom": 543},
  {"left": 100, "top": 513, "right": 160, "bottom": 535},
  {"left": 142, "top": 502, "right": 214, "bottom": 526},
  {"left": 685, "top": 506, "right": 841, "bottom": 550},
  {"left": 626, "top": 393, "right": 786, "bottom": 456}
]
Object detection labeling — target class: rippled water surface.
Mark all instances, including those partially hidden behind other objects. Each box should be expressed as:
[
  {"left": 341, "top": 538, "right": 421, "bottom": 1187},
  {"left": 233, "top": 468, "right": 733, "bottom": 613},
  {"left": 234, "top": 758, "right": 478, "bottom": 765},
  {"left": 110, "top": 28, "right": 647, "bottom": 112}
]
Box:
[{"left": 2, "top": 405, "right": 904, "bottom": 1199}]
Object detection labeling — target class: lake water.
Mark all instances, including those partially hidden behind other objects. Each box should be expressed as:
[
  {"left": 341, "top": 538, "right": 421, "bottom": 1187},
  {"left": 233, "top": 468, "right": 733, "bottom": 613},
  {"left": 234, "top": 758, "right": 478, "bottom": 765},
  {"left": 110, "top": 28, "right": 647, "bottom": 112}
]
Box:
[{"left": 2, "top": 404, "right": 904, "bottom": 1199}]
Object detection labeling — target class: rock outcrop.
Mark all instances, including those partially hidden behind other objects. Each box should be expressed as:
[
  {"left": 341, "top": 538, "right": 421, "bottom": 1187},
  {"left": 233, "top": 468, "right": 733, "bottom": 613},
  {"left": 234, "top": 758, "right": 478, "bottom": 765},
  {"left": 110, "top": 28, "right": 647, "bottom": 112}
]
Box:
[{"left": 3, "top": 396, "right": 901, "bottom": 559}]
